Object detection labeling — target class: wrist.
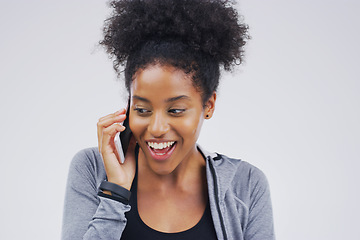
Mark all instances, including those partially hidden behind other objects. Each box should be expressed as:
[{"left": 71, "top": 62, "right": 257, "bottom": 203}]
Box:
[
  {"left": 98, "top": 180, "right": 132, "bottom": 204},
  {"left": 107, "top": 178, "right": 132, "bottom": 191}
]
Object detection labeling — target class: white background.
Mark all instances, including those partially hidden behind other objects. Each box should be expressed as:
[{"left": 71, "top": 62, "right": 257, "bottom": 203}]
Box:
[{"left": 0, "top": 0, "right": 359, "bottom": 239}]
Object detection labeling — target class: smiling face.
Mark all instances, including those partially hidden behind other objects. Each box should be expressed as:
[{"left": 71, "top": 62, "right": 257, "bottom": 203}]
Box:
[{"left": 129, "top": 64, "right": 215, "bottom": 176}]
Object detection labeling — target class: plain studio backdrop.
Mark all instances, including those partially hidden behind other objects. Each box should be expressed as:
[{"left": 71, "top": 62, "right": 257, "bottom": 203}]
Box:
[{"left": 0, "top": 0, "right": 359, "bottom": 239}]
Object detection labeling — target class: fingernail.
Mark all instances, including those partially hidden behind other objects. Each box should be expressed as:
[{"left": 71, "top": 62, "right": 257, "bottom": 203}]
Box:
[{"left": 116, "top": 108, "right": 126, "bottom": 114}]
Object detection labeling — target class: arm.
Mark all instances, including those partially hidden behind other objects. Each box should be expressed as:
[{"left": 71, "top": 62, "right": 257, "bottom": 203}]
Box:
[
  {"left": 61, "top": 149, "right": 130, "bottom": 240},
  {"left": 244, "top": 167, "right": 276, "bottom": 240},
  {"left": 62, "top": 109, "right": 136, "bottom": 239}
]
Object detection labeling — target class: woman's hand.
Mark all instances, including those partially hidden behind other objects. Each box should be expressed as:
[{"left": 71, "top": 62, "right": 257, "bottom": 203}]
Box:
[{"left": 97, "top": 109, "right": 136, "bottom": 190}]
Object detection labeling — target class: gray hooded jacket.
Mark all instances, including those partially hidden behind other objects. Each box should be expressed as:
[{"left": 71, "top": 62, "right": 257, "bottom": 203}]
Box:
[{"left": 62, "top": 146, "right": 275, "bottom": 240}]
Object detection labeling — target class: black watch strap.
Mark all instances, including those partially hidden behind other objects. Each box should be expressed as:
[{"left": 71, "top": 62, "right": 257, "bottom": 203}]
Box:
[{"left": 98, "top": 180, "right": 131, "bottom": 202}]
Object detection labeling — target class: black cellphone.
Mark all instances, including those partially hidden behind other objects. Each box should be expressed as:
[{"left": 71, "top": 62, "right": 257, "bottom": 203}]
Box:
[{"left": 120, "top": 105, "right": 132, "bottom": 154}]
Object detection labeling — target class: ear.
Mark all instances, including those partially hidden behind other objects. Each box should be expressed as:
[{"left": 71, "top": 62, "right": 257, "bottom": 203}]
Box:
[{"left": 204, "top": 92, "right": 216, "bottom": 119}]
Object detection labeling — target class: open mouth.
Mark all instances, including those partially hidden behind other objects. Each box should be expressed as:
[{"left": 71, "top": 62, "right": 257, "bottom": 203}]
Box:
[{"left": 146, "top": 141, "right": 177, "bottom": 160}]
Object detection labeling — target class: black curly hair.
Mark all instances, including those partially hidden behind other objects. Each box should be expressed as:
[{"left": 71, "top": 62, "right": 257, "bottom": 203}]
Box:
[{"left": 100, "top": 0, "right": 249, "bottom": 104}]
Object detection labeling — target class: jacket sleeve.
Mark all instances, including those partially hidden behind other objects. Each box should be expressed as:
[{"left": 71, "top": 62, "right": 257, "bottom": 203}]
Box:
[
  {"left": 244, "top": 167, "right": 275, "bottom": 240},
  {"left": 61, "top": 149, "right": 131, "bottom": 240}
]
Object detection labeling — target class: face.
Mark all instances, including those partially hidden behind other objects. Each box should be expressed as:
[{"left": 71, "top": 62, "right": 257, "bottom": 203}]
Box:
[{"left": 129, "top": 64, "right": 215, "bottom": 176}]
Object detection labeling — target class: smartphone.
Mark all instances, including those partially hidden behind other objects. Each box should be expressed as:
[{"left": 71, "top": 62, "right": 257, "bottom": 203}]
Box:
[{"left": 114, "top": 104, "right": 132, "bottom": 164}]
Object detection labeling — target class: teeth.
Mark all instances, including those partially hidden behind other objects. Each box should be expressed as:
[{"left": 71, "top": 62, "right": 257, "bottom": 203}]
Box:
[{"left": 147, "top": 141, "right": 175, "bottom": 150}]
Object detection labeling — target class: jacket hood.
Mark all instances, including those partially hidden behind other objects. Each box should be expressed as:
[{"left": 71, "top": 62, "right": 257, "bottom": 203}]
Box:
[{"left": 197, "top": 145, "right": 243, "bottom": 200}]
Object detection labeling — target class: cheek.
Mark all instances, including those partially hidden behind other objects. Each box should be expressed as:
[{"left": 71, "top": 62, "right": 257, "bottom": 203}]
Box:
[
  {"left": 174, "top": 114, "right": 204, "bottom": 138},
  {"left": 129, "top": 114, "right": 147, "bottom": 140}
]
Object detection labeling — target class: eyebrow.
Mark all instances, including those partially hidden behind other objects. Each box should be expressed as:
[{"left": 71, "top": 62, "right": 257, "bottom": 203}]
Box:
[
  {"left": 132, "top": 95, "right": 190, "bottom": 103},
  {"left": 132, "top": 95, "right": 150, "bottom": 103}
]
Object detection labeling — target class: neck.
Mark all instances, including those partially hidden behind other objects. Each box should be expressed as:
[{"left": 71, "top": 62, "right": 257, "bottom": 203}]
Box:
[{"left": 137, "top": 146, "right": 206, "bottom": 193}]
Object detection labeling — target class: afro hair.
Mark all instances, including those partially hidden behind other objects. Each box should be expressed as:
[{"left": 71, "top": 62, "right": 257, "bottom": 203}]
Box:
[{"left": 100, "top": 0, "right": 250, "bottom": 102}]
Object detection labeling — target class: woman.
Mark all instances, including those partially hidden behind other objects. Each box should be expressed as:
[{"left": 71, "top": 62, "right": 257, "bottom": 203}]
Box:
[{"left": 62, "top": 0, "right": 275, "bottom": 239}]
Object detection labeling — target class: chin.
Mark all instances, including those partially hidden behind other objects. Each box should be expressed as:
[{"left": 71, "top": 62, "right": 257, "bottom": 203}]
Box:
[
  {"left": 146, "top": 158, "right": 179, "bottom": 176},
  {"left": 152, "top": 168, "right": 175, "bottom": 176}
]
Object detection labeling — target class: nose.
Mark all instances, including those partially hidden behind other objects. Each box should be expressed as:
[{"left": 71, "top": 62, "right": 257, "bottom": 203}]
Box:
[{"left": 148, "top": 112, "right": 170, "bottom": 138}]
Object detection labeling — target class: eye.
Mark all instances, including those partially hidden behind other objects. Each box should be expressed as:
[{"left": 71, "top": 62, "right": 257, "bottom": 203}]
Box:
[
  {"left": 168, "top": 109, "right": 186, "bottom": 116},
  {"left": 134, "top": 108, "right": 151, "bottom": 116}
]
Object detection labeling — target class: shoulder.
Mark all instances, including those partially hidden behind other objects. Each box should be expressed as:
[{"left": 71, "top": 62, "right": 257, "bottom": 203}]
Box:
[
  {"left": 209, "top": 152, "right": 268, "bottom": 182},
  {"left": 209, "top": 153, "right": 271, "bottom": 202},
  {"left": 200, "top": 145, "right": 268, "bottom": 186},
  {"left": 68, "top": 147, "right": 106, "bottom": 187},
  {"left": 225, "top": 154, "right": 269, "bottom": 189},
  {"left": 207, "top": 153, "right": 275, "bottom": 237},
  {"left": 234, "top": 158, "right": 269, "bottom": 187},
  {"left": 71, "top": 147, "right": 102, "bottom": 168}
]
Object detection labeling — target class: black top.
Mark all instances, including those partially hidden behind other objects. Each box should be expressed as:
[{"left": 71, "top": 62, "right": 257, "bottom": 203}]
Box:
[{"left": 121, "top": 157, "right": 218, "bottom": 240}]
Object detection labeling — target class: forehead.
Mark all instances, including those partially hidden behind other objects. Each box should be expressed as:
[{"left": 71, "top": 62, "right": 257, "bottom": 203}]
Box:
[{"left": 131, "top": 65, "right": 201, "bottom": 101}]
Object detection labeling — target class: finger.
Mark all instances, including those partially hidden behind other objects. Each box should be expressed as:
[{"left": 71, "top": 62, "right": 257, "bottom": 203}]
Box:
[
  {"left": 98, "top": 111, "right": 127, "bottom": 129},
  {"left": 101, "top": 124, "right": 126, "bottom": 155},
  {"left": 98, "top": 114, "right": 126, "bottom": 132},
  {"left": 98, "top": 108, "right": 126, "bottom": 122},
  {"left": 97, "top": 116, "right": 126, "bottom": 151},
  {"left": 97, "top": 109, "right": 127, "bottom": 150}
]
